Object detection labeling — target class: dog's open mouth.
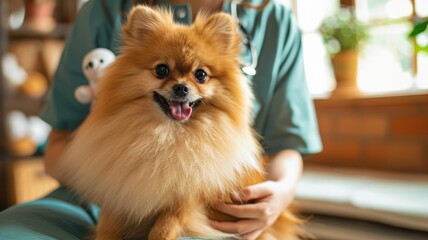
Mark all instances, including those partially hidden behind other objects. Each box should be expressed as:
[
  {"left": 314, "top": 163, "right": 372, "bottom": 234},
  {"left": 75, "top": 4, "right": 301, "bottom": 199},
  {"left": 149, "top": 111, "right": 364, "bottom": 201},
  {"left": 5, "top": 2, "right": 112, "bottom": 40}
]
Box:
[{"left": 153, "top": 92, "right": 200, "bottom": 121}]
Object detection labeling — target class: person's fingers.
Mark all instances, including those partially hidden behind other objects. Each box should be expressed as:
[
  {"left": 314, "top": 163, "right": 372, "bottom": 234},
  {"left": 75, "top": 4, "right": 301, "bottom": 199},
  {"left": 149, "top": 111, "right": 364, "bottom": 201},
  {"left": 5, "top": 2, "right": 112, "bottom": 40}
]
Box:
[
  {"left": 215, "top": 202, "right": 272, "bottom": 219},
  {"left": 209, "top": 219, "right": 263, "bottom": 235},
  {"left": 233, "top": 181, "right": 275, "bottom": 202}
]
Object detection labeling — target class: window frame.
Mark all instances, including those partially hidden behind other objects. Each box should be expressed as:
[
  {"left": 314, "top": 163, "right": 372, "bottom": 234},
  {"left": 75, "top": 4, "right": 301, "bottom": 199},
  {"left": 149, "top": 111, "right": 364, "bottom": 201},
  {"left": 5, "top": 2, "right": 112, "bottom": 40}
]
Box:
[{"left": 290, "top": 0, "right": 428, "bottom": 94}]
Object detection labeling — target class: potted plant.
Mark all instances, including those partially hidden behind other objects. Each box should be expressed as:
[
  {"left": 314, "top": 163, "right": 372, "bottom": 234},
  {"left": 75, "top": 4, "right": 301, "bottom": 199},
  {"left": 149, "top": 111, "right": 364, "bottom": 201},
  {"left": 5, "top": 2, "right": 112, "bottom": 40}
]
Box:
[{"left": 320, "top": 8, "right": 368, "bottom": 96}]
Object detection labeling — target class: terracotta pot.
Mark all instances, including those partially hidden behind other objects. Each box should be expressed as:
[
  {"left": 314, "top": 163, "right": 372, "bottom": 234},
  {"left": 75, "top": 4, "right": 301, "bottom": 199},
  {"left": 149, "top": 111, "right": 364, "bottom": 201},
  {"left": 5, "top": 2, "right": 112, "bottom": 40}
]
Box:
[{"left": 331, "top": 49, "right": 359, "bottom": 96}]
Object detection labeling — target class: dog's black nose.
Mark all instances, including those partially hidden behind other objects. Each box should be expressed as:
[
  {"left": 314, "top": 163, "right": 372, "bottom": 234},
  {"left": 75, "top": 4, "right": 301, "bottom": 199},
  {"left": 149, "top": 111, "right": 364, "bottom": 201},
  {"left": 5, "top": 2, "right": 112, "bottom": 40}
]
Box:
[{"left": 173, "top": 84, "right": 189, "bottom": 97}]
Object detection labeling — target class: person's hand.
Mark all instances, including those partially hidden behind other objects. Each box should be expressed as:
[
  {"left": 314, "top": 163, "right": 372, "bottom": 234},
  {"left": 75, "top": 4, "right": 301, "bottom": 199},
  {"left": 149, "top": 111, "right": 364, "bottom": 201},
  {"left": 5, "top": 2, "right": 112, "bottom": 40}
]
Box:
[{"left": 209, "top": 180, "right": 296, "bottom": 240}]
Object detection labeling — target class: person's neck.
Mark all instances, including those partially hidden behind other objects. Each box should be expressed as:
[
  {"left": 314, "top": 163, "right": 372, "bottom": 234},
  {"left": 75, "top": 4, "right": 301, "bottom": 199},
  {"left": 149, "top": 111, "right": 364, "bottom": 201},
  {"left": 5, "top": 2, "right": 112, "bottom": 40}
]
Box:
[{"left": 169, "top": 0, "right": 224, "bottom": 18}]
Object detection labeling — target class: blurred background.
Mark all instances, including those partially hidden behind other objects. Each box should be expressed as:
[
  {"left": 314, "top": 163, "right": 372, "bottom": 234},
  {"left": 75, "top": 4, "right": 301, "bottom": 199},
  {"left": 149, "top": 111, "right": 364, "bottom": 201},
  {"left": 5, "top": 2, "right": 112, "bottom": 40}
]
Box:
[{"left": 0, "top": 0, "right": 427, "bottom": 239}]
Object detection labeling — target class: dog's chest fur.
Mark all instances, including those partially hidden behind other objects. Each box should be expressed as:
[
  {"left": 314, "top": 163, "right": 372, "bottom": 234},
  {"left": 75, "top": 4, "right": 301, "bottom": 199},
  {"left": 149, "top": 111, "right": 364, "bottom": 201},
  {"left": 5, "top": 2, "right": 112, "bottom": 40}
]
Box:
[{"left": 59, "top": 110, "right": 261, "bottom": 221}]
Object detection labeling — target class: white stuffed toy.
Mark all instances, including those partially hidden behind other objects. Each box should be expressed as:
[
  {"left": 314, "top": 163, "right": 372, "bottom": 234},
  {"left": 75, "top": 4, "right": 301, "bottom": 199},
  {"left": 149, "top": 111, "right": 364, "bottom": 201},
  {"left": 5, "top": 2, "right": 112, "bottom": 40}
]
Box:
[
  {"left": 6, "top": 111, "right": 52, "bottom": 157},
  {"left": 2, "top": 53, "right": 48, "bottom": 98},
  {"left": 74, "top": 48, "right": 116, "bottom": 104}
]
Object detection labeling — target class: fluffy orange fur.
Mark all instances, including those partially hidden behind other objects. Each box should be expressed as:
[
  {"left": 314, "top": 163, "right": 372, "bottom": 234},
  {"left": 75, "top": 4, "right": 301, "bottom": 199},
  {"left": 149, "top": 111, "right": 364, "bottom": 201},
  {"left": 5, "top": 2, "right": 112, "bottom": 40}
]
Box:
[{"left": 55, "top": 6, "right": 299, "bottom": 240}]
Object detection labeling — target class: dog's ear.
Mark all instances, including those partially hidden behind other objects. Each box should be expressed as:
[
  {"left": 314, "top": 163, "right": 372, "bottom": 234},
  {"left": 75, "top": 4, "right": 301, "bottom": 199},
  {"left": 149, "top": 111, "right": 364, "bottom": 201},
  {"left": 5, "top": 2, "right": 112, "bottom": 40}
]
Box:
[
  {"left": 194, "top": 12, "right": 241, "bottom": 52},
  {"left": 123, "top": 6, "right": 173, "bottom": 46}
]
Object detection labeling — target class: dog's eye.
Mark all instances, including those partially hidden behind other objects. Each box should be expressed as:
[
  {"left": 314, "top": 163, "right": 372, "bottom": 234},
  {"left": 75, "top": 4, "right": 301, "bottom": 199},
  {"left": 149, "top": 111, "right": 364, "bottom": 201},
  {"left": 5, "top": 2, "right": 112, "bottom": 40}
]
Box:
[
  {"left": 155, "top": 64, "right": 170, "bottom": 79},
  {"left": 194, "top": 69, "right": 207, "bottom": 83}
]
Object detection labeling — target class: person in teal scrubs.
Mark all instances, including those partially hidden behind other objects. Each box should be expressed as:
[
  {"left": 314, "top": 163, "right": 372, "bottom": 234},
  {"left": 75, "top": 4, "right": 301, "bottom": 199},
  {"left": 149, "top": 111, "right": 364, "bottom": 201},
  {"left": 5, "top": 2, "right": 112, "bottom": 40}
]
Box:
[{"left": 0, "top": 0, "right": 322, "bottom": 239}]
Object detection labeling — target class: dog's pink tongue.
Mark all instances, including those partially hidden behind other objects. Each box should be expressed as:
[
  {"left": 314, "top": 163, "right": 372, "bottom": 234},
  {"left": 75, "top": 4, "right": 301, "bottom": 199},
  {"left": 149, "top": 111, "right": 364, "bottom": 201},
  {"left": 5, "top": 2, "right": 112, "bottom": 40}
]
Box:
[{"left": 170, "top": 101, "right": 192, "bottom": 120}]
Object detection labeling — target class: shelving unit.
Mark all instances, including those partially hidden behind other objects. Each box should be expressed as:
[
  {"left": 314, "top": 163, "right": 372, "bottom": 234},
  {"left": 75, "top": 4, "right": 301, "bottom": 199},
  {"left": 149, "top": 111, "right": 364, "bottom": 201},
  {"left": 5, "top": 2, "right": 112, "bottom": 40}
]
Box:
[
  {"left": 0, "top": 0, "right": 9, "bottom": 210},
  {"left": 0, "top": 1, "right": 77, "bottom": 210}
]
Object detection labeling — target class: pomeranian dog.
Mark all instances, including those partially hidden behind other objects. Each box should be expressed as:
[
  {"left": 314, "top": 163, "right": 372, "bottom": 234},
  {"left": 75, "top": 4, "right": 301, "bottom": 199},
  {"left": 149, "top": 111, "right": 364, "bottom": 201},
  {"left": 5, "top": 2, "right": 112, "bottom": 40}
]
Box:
[{"left": 55, "top": 5, "right": 299, "bottom": 240}]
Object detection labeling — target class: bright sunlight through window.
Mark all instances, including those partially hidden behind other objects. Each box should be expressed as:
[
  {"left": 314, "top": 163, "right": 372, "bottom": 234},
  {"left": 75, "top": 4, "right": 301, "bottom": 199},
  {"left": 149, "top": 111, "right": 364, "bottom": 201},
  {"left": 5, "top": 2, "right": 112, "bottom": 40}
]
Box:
[{"left": 279, "top": 0, "right": 428, "bottom": 96}]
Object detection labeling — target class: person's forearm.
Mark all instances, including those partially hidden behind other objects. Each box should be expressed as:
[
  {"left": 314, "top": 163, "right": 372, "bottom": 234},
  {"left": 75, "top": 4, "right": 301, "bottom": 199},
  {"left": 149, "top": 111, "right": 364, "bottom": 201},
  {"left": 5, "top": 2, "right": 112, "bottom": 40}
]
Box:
[
  {"left": 44, "top": 130, "right": 73, "bottom": 180},
  {"left": 265, "top": 149, "right": 303, "bottom": 190}
]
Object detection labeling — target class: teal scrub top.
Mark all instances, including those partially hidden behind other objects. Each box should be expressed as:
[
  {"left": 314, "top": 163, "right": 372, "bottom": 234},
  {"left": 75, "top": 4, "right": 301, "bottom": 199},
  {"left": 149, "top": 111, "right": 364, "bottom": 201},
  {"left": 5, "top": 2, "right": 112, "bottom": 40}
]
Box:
[{"left": 41, "top": 0, "right": 322, "bottom": 156}]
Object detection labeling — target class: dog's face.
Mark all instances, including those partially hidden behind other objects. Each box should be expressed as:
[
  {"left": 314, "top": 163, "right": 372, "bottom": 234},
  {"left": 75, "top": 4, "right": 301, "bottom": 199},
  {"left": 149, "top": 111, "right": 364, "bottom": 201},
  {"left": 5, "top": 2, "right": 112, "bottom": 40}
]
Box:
[{"left": 95, "top": 6, "right": 250, "bottom": 126}]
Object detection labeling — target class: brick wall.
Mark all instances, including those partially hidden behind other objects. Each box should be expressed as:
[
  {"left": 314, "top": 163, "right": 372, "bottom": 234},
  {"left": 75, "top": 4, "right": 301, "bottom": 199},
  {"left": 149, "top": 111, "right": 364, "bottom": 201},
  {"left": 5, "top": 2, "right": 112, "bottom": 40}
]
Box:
[{"left": 308, "top": 93, "right": 428, "bottom": 174}]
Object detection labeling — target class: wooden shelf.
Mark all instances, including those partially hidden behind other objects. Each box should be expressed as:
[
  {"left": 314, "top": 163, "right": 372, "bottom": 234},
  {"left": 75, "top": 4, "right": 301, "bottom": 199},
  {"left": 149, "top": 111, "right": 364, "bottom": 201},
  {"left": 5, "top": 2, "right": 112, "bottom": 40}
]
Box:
[
  {"left": 9, "top": 23, "right": 72, "bottom": 40},
  {"left": 4, "top": 93, "right": 46, "bottom": 115},
  {"left": 7, "top": 157, "right": 58, "bottom": 205}
]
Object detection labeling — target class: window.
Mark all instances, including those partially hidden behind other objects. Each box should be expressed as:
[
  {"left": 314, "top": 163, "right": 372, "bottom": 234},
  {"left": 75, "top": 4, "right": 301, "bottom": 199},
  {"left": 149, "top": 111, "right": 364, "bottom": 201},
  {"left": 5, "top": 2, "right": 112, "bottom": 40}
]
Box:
[
  {"left": 295, "top": 0, "right": 339, "bottom": 95},
  {"left": 414, "top": 0, "right": 428, "bottom": 89},
  {"left": 281, "top": 0, "right": 428, "bottom": 96}
]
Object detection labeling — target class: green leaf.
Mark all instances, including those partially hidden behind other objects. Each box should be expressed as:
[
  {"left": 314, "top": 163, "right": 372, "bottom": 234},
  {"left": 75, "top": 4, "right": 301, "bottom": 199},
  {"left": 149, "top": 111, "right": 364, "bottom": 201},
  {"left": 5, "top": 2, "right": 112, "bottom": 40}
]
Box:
[
  {"left": 409, "top": 20, "right": 428, "bottom": 38},
  {"left": 415, "top": 44, "right": 428, "bottom": 53}
]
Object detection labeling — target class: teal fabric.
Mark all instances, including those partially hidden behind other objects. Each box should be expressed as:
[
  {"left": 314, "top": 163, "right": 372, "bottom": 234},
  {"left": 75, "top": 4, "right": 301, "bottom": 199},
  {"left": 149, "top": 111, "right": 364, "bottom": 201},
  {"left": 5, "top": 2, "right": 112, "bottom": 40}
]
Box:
[
  {"left": 1, "top": 0, "right": 322, "bottom": 239},
  {"left": 0, "top": 187, "right": 217, "bottom": 239},
  {"left": 0, "top": 187, "right": 99, "bottom": 240}
]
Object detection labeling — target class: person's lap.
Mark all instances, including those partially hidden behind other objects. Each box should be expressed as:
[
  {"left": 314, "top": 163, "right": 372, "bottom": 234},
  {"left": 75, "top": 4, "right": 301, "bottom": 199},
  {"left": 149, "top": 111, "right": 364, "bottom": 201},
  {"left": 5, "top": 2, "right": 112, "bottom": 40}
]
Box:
[
  {"left": 0, "top": 186, "right": 220, "bottom": 239},
  {"left": 0, "top": 186, "right": 99, "bottom": 240}
]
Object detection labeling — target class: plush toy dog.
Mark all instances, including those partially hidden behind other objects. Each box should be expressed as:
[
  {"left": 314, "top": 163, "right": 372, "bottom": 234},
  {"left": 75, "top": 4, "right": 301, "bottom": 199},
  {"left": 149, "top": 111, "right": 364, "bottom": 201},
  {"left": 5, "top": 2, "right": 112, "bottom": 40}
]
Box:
[{"left": 74, "top": 48, "right": 116, "bottom": 105}]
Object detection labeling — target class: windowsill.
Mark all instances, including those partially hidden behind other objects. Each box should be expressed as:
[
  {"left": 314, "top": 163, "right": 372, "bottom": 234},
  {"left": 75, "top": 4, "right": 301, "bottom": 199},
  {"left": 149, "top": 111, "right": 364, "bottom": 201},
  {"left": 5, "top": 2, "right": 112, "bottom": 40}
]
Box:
[
  {"left": 295, "top": 165, "right": 428, "bottom": 232},
  {"left": 293, "top": 167, "right": 428, "bottom": 240},
  {"left": 312, "top": 89, "right": 428, "bottom": 106}
]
